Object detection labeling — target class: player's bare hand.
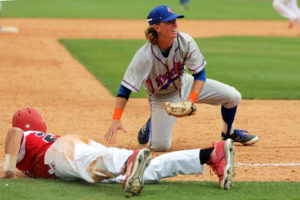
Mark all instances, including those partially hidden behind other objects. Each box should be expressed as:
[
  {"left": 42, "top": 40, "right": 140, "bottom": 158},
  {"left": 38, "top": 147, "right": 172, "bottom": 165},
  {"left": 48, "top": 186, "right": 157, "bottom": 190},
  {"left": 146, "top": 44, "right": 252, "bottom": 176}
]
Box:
[{"left": 105, "top": 120, "right": 127, "bottom": 143}]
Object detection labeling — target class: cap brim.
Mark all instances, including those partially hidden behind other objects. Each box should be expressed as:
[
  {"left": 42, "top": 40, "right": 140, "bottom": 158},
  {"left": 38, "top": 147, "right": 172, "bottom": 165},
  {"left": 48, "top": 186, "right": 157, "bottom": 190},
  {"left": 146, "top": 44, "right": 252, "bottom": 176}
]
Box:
[{"left": 161, "top": 15, "right": 184, "bottom": 22}]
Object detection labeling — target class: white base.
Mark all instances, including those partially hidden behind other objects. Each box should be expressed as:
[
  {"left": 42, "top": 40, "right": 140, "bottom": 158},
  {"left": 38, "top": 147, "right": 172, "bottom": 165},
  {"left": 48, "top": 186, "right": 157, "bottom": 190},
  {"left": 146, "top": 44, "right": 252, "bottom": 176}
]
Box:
[{"left": 0, "top": 26, "right": 19, "bottom": 33}]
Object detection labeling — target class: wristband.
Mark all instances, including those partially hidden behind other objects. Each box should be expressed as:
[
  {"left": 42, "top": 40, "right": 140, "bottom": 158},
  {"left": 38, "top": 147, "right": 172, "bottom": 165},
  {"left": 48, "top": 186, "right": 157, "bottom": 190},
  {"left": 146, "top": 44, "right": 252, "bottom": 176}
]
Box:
[
  {"left": 4, "top": 154, "right": 17, "bottom": 172},
  {"left": 188, "top": 91, "right": 198, "bottom": 104},
  {"left": 113, "top": 108, "right": 123, "bottom": 120}
]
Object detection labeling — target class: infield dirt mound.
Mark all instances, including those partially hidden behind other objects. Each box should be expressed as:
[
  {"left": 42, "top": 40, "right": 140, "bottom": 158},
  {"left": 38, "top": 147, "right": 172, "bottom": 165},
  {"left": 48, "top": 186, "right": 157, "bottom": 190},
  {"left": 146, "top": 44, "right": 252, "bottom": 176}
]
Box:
[{"left": 0, "top": 19, "right": 299, "bottom": 182}]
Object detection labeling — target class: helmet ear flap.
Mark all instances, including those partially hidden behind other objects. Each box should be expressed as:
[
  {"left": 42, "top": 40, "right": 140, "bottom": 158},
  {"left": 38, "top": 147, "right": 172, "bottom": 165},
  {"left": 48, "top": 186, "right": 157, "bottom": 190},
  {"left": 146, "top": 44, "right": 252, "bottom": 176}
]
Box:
[{"left": 12, "top": 108, "right": 47, "bottom": 133}]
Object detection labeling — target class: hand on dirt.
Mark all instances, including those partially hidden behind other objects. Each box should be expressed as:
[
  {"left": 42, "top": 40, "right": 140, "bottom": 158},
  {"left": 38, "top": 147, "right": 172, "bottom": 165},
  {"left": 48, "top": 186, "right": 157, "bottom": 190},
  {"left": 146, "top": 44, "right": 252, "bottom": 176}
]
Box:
[{"left": 105, "top": 120, "right": 127, "bottom": 143}]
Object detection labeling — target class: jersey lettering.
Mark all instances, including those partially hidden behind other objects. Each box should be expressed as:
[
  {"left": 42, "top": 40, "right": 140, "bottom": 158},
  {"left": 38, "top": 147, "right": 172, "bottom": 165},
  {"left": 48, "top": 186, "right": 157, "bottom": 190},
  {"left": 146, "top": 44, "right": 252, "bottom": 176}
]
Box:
[
  {"left": 155, "top": 61, "right": 184, "bottom": 89},
  {"left": 35, "top": 132, "right": 58, "bottom": 143}
]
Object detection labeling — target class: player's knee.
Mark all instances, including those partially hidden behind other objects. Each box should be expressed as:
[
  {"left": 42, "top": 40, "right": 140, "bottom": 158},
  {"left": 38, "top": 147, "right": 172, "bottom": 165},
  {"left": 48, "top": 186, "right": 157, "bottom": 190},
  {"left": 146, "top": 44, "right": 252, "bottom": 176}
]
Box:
[
  {"left": 232, "top": 90, "right": 241, "bottom": 106},
  {"left": 151, "top": 147, "right": 169, "bottom": 152},
  {"left": 224, "top": 88, "right": 241, "bottom": 108},
  {"left": 150, "top": 143, "right": 171, "bottom": 152}
]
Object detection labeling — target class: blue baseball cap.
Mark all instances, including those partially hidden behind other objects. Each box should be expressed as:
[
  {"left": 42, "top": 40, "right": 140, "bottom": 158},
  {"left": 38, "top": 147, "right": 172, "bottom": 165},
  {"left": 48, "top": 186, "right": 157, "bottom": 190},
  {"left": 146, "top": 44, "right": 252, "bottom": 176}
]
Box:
[{"left": 147, "top": 5, "right": 184, "bottom": 25}]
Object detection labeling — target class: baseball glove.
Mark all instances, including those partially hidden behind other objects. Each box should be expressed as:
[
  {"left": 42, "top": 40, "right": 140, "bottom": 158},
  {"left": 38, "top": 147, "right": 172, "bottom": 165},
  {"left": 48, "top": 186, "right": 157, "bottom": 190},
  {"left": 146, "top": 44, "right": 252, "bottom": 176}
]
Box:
[{"left": 164, "top": 101, "right": 196, "bottom": 118}]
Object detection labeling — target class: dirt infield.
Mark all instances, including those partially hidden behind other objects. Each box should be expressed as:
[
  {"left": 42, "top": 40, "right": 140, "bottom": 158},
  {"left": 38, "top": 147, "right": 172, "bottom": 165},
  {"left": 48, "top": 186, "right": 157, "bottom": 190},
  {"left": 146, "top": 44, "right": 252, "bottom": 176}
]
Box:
[{"left": 0, "top": 19, "right": 299, "bottom": 182}]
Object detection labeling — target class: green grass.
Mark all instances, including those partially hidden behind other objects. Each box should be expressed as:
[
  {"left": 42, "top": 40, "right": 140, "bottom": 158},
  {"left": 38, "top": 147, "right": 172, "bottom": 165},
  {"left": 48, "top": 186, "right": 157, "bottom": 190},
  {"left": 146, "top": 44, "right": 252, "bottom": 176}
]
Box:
[
  {"left": 1, "top": 0, "right": 289, "bottom": 20},
  {"left": 196, "top": 36, "right": 300, "bottom": 99},
  {"left": 59, "top": 39, "right": 148, "bottom": 98},
  {"left": 0, "top": 179, "right": 300, "bottom": 200},
  {"left": 59, "top": 37, "right": 300, "bottom": 99}
]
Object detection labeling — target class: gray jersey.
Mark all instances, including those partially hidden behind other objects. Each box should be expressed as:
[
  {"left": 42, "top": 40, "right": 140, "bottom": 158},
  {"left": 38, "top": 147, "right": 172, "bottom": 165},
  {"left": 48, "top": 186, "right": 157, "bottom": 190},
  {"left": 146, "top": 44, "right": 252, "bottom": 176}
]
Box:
[{"left": 121, "top": 32, "right": 206, "bottom": 95}]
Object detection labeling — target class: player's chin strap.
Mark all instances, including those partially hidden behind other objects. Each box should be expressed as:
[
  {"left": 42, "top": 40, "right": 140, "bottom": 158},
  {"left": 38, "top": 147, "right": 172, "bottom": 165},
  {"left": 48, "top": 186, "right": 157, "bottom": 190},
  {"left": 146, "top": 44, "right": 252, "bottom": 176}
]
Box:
[{"left": 4, "top": 154, "right": 17, "bottom": 172}]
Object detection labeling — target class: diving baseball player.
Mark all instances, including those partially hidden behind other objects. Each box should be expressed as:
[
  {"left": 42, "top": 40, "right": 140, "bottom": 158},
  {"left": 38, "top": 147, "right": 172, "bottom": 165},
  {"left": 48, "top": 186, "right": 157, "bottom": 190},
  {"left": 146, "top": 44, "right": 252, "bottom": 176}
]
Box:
[
  {"left": 5, "top": 107, "right": 151, "bottom": 197},
  {"left": 3, "top": 107, "right": 236, "bottom": 192},
  {"left": 105, "top": 5, "right": 258, "bottom": 152}
]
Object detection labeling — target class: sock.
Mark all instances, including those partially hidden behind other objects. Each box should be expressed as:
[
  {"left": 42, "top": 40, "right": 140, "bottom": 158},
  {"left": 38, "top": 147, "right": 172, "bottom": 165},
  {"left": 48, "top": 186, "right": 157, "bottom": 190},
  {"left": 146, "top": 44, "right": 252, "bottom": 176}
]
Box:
[
  {"left": 221, "top": 106, "right": 237, "bottom": 136},
  {"left": 120, "top": 156, "right": 130, "bottom": 175},
  {"left": 199, "top": 147, "right": 213, "bottom": 164}
]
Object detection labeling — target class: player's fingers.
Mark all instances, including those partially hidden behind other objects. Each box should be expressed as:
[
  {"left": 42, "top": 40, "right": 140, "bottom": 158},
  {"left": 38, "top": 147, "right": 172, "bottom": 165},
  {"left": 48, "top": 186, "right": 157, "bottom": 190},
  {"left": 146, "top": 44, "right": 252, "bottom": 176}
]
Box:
[
  {"left": 104, "top": 131, "right": 109, "bottom": 140},
  {"left": 111, "top": 130, "right": 117, "bottom": 143},
  {"left": 105, "top": 129, "right": 118, "bottom": 143},
  {"left": 105, "top": 130, "right": 113, "bottom": 141}
]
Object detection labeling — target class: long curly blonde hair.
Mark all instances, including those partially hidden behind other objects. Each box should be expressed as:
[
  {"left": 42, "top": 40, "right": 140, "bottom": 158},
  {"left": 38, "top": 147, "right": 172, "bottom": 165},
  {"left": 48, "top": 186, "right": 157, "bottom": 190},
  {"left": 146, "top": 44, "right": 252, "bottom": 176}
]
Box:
[{"left": 144, "top": 26, "right": 158, "bottom": 45}]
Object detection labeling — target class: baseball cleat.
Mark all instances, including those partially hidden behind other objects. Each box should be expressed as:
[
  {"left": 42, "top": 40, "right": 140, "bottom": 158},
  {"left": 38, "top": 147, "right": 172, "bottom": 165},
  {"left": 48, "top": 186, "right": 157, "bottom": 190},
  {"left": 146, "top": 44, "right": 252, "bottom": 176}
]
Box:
[
  {"left": 137, "top": 118, "right": 151, "bottom": 145},
  {"left": 222, "top": 129, "right": 258, "bottom": 145},
  {"left": 123, "top": 148, "right": 152, "bottom": 197},
  {"left": 207, "top": 139, "right": 235, "bottom": 189}
]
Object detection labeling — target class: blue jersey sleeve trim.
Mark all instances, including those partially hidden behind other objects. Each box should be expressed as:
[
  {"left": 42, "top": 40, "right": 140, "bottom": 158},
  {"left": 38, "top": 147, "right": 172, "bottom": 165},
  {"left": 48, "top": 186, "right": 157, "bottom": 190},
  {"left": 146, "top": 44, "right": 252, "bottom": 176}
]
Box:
[
  {"left": 192, "top": 68, "right": 206, "bottom": 82},
  {"left": 117, "top": 84, "right": 132, "bottom": 99}
]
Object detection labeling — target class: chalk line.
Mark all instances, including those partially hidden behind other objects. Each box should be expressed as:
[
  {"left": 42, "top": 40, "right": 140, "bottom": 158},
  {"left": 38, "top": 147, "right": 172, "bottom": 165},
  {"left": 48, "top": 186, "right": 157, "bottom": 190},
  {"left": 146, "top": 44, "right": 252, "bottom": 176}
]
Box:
[
  {"left": 235, "top": 162, "right": 300, "bottom": 167},
  {"left": 1, "top": 162, "right": 300, "bottom": 168}
]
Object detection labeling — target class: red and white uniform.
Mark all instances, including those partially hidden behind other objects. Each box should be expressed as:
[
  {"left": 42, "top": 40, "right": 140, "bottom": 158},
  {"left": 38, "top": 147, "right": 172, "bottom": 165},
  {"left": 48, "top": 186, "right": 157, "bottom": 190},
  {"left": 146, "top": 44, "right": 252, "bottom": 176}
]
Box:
[
  {"left": 17, "top": 131, "right": 204, "bottom": 184},
  {"left": 17, "top": 131, "right": 60, "bottom": 178},
  {"left": 17, "top": 131, "right": 133, "bottom": 182}
]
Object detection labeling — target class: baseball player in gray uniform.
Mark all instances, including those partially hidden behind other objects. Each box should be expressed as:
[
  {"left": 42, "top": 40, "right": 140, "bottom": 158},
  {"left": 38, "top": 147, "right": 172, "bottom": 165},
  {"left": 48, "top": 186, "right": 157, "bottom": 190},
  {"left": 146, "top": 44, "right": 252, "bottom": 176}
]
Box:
[
  {"left": 105, "top": 5, "right": 258, "bottom": 152},
  {"left": 273, "top": 0, "right": 300, "bottom": 28}
]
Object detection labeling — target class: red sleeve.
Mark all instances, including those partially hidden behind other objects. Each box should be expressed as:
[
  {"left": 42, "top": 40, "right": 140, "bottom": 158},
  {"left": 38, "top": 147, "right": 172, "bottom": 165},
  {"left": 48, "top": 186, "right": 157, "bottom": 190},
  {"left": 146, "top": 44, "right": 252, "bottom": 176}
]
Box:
[{"left": 16, "top": 131, "right": 60, "bottom": 178}]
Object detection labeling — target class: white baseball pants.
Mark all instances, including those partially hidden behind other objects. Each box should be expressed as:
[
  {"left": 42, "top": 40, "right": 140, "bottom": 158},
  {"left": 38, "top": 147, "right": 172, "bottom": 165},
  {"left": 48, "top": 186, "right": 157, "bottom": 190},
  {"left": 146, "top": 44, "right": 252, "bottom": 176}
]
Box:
[{"left": 44, "top": 135, "right": 204, "bottom": 183}]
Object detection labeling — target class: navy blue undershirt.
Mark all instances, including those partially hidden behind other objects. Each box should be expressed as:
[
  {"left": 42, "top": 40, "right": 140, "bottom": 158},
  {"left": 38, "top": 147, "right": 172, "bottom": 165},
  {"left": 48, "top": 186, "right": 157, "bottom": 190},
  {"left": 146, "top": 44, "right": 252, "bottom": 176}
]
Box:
[
  {"left": 193, "top": 68, "right": 206, "bottom": 82},
  {"left": 117, "top": 84, "right": 132, "bottom": 100},
  {"left": 161, "top": 45, "right": 173, "bottom": 58}
]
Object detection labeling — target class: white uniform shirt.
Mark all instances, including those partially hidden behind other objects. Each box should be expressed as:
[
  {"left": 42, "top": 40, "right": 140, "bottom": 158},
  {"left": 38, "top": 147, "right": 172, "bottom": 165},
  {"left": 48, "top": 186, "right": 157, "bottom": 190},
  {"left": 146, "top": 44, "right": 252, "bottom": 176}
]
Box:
[{"left": 121, "top": 32, "right": 206, "bottom": 95}]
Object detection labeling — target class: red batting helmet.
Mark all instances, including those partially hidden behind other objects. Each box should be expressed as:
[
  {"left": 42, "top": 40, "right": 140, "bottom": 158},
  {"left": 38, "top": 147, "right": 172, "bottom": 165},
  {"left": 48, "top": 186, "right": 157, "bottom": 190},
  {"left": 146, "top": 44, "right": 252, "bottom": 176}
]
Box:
[{"left": 12, "top": 107, "right": 47, "bottom": 133}]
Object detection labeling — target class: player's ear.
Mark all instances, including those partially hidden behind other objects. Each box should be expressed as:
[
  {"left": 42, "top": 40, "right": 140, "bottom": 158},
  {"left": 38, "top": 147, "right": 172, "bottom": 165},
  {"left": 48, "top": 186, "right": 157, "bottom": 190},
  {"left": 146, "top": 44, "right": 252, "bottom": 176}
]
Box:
[{"left": 153, "top": 24, "right": 160, "bottom": 32}]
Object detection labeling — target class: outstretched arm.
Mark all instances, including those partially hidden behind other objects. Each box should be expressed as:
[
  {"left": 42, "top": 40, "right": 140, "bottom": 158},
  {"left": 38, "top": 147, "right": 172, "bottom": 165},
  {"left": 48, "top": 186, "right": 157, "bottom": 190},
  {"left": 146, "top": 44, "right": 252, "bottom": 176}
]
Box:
[
  {"left": 3, "top": 127, "right": 23, "bottom": 178},
  {"left": 105, "top": 97, "right": 128, "bottom": 142}
]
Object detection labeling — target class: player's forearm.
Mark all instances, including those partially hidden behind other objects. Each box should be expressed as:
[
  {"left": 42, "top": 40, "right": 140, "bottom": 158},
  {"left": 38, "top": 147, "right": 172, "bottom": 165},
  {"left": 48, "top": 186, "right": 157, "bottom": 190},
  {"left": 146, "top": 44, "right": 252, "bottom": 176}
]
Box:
[
  {"left": 188, "top": 80, "right": 205, "bottom": 103},
  {"left": 5, "top": 128, "right": 23, "bottom": 155},
  {"left": 4, "top": 127, "right": 23, "bottom": 176},
  {"left": 115, "top": 97, "right": 128, "bottom": 109},
  {"left": 112, "top": 97, "right": 128, "bottom": 120},
  {"left": 191, "top": 80, "right": 205, "bottom": 94}
]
